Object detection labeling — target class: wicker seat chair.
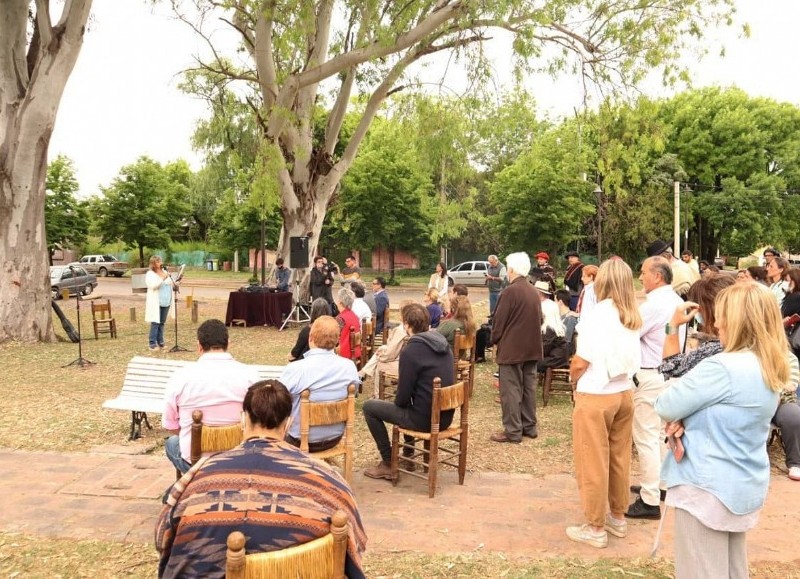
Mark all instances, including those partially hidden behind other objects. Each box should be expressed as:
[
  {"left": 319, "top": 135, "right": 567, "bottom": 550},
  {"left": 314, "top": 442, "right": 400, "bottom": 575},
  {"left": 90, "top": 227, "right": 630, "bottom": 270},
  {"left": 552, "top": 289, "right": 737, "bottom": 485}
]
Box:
[
  {"left": 390, "top": 378, "right": 469, "bottom": 498},
  {"left": 225, "top": 510, "right": 349, "bottom": 579}
]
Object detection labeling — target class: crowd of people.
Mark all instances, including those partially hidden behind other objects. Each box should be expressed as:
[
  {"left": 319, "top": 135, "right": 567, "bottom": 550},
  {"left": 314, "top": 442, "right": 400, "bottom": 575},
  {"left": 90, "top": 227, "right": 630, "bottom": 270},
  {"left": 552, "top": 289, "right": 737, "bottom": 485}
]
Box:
[{"left": 154, "top": 245, "right": 799, "bottom": 578}]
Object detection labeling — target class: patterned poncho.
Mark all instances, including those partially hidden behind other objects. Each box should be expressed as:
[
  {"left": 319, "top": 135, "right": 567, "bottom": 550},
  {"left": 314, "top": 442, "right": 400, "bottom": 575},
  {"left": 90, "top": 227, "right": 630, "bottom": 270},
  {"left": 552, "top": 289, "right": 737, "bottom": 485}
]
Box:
[{"left": 155, "top": 438, "right": 367, "bottom": 578}]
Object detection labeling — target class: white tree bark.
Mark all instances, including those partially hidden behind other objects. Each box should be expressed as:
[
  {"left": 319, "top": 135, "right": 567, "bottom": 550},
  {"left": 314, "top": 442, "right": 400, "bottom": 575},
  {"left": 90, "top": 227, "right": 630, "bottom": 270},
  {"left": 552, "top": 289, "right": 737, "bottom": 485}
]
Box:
[{"left": 0, "top": 0, "right": 93, "bottom": 342}]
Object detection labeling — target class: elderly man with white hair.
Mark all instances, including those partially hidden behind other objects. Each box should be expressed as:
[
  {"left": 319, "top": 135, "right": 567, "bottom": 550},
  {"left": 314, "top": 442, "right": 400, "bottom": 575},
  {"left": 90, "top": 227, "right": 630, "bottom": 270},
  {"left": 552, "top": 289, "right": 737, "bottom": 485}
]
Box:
[{"left": 489, "top": 252, "right": 544, "bottom": 443}]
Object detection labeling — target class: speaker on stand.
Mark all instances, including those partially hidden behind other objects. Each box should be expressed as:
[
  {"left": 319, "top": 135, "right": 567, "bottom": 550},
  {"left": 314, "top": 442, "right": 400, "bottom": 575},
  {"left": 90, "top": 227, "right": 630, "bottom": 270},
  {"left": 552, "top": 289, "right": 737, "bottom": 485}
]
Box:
[
  {"left": 280, "top": 236, "right": 311, "bottom": 331},
  {"left": 289, "top": 236, "right": 310, "bottom": 269}
]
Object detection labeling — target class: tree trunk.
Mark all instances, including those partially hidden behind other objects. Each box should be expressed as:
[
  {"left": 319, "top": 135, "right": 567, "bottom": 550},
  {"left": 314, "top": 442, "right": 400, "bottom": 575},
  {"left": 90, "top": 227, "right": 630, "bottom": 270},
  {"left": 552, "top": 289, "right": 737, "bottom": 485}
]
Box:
[{"left": 0, "top": 1, "right": 93, "bottom": 343}]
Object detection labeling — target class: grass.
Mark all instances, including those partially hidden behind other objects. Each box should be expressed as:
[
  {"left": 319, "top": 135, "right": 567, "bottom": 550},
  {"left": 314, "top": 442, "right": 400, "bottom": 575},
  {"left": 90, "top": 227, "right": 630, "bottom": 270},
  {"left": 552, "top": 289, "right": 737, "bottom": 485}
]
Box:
[
  {"left": 1, "top": 294, "right": 795, "bottom": 577},
  {"left": 2, "top": 532, "right": 796, "bottom": 578}
]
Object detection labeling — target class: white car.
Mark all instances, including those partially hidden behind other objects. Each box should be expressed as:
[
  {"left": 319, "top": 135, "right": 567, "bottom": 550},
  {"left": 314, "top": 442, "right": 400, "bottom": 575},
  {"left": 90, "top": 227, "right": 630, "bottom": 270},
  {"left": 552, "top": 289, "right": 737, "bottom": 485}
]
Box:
[{"left": 447, "top": 261, "right": 491, "bottom": 287}]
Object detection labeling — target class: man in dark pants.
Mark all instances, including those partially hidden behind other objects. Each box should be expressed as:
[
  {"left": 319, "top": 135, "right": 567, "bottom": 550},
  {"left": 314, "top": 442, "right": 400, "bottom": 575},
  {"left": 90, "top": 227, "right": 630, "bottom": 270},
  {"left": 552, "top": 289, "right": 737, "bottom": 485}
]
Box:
[
  {"left": 563, "top": 251, "right": 584, "bottom": 311},
  {"left": 490, "top": 252, "right": 544, "bottom": 443},
  {"left": 362, "top": 303, "right": 455, "bottom": 479}
]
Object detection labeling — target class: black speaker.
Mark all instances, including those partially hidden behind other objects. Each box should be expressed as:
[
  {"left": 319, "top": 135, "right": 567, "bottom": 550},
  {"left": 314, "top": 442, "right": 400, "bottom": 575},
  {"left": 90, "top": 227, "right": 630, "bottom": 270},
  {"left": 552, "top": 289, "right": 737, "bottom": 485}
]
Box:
[{"left": 289, "top": 236, "right": 309, "bottom": 268}]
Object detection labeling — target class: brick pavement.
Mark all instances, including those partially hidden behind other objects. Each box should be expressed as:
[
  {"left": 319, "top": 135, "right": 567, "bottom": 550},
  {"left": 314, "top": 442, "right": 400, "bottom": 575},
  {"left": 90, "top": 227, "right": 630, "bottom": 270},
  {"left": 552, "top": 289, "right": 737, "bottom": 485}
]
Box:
[{"left": 0, "top": 447, "right": 798, "bottom": 562}]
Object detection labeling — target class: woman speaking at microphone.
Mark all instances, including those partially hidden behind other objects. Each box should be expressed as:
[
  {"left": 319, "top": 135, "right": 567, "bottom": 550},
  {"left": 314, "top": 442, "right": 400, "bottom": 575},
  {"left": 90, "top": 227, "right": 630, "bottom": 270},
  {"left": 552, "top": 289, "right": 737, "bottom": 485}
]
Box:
[{"left": 145, "top": 255, "right": 174, "bottom": 351}]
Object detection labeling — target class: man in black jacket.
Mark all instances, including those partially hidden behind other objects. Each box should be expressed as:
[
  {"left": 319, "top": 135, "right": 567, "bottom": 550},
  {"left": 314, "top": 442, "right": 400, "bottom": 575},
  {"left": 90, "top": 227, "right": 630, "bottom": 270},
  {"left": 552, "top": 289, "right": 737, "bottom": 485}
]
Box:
[{"left": 362, "top": 303, "right": 454, "bottom": 480}]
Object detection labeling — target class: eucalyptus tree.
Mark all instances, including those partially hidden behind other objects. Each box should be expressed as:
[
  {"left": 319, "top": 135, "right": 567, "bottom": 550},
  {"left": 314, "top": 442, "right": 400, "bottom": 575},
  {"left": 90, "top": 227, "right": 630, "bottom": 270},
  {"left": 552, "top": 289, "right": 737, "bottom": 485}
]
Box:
[
  {"left": 1, "top": 1, "right": 92, "bottom": 342},
  {"left": 171, "top": 0, "right": 737, "bottom": 274}
]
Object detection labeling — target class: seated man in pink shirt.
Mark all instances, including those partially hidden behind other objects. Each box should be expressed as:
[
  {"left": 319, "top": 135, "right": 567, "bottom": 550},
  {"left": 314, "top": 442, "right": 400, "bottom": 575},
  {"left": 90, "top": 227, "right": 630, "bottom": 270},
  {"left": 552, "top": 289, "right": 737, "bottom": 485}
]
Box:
[{"left": 163, "top": 319, "right": 260, "bottom": 474}]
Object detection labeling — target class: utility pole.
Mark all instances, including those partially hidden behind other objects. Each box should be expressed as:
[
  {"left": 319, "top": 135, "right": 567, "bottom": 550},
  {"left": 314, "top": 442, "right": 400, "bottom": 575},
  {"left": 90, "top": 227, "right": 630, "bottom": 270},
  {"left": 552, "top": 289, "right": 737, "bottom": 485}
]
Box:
[{"left": 673, "top": 181, "right": 680, "bottom": 256}]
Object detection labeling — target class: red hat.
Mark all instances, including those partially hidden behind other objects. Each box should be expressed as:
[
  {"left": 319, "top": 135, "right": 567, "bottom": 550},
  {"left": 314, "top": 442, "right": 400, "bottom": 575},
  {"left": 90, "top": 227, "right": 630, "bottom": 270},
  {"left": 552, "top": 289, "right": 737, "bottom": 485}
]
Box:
[{"left": 535, "top": 252, "right": 549, "bottom": 260}]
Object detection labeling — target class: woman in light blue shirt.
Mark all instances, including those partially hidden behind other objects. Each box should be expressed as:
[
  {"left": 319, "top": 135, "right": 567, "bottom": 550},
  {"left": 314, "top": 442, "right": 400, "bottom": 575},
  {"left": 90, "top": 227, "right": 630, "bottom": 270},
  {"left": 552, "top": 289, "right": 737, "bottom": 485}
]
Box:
[{"left": 654, "top": 282, "right": 789, "bottom": 578}]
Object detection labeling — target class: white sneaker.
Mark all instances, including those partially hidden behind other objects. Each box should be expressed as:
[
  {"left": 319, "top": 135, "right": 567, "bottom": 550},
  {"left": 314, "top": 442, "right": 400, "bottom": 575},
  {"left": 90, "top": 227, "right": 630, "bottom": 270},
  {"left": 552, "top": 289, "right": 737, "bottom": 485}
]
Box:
[
  {"left": 604, "top": 514, "right": 627, "bottom": 538},
  {"left": 789, "top": 466, "right": 800, "bottom": 481},
  {"left": 566, "top": 524, "right": 608, "bottom": 548}
]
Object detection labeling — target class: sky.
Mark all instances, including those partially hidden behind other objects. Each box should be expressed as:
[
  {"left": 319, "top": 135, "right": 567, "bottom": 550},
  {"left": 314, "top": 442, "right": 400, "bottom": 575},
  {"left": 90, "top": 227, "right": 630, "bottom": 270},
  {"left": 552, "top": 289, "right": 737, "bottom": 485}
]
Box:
[{"left": 49, "top": 1, "right": 800, "bottom": 198}]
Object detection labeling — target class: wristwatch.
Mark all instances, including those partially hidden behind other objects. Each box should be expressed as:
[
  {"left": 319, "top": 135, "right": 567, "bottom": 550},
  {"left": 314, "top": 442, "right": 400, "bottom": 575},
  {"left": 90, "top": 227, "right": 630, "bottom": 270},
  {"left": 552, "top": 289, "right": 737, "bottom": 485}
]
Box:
[{"left": 665, "top": 323, "right": 679, "bottom": 336}]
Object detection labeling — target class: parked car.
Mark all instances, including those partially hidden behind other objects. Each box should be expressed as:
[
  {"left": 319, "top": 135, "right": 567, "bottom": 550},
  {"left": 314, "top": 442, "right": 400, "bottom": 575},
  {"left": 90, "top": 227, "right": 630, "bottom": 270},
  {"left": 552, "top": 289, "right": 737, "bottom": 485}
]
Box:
[
  {"left": 447, "top": 260, "right": 491, "bottom": 287},
  {"left": 50, "top": 265, "right": 97, "bottom": 300},
  {"left": 71, "top": 254, "right": 129, "bottom": 277}
]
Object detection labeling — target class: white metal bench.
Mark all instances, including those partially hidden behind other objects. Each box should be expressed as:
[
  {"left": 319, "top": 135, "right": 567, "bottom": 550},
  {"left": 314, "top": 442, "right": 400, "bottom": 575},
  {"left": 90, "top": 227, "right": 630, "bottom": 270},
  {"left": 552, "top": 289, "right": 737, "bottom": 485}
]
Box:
[{"left": 102, "top": 355, "right": 285, "bottom": 440}]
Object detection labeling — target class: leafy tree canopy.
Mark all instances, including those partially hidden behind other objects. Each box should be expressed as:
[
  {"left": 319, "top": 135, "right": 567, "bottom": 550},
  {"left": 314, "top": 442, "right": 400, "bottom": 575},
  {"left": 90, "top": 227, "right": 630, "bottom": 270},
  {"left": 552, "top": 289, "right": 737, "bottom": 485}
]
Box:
[{"left": 44, "top": 155, "right": 88, "bottom": 263}]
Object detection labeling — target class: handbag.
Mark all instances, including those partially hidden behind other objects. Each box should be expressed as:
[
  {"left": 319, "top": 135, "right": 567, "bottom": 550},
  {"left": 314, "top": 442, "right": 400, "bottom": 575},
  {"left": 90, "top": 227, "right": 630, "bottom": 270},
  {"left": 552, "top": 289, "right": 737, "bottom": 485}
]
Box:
[{"left": 789, "top": 323, "right": 800, "bottom": 351}]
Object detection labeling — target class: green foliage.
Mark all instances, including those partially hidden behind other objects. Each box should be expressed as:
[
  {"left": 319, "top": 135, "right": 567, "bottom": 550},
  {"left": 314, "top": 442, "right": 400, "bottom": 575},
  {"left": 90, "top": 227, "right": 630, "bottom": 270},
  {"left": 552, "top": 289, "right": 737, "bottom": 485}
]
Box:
[
  {"left": 44, "top": 155, "right": 88, "bottom": 261},
  {"left": 489, "top": 123, "right": 595, "bottom": 251},
  {"left": 91, "top": 157, "right": 192, "bottom": 267},
  {"left": 333, "top": 120, "right": 433, "bottom": 261}
]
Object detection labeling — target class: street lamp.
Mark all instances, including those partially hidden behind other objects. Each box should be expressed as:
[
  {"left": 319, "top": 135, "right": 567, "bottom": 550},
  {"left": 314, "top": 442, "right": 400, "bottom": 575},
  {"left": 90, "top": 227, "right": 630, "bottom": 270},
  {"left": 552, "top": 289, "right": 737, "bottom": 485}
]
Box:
[{"left": 594, "top": 182, "right": 603, "bottom": 261}]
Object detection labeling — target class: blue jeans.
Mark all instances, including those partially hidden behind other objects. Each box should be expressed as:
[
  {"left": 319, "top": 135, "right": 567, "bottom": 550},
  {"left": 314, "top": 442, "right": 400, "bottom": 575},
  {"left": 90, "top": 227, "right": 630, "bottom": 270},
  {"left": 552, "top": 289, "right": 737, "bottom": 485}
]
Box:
[
  {"left": 489, "top": 291, "right": 501, "bottom": 315},
  {"left": 149, "top": 306, "right": 169, "bottom": 347},
  {"left": 165, "top": 434, "right": 191, "bottom": 474}
]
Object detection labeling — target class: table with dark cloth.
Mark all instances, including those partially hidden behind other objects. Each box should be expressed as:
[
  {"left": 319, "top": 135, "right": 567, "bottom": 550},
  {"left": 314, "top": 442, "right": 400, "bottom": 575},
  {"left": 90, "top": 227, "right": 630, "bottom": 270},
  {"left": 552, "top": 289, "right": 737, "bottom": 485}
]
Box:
[{"left": 224, "top": 291, "right": 292, "bottom": 327}]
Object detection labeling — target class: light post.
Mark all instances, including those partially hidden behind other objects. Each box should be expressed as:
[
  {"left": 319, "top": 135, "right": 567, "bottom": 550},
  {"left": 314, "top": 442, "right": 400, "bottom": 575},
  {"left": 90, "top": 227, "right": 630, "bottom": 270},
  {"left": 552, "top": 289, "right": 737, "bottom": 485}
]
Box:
[{"left": 594, "top": 182, "right": 603, "bottom": 262}]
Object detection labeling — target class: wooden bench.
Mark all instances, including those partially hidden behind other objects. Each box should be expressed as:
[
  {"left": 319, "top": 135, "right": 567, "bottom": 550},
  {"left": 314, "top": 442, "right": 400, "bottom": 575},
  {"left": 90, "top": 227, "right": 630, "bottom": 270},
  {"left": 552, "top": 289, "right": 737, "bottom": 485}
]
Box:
[{"left": 102, "top": 356, "right": 285, "bottom": 440}]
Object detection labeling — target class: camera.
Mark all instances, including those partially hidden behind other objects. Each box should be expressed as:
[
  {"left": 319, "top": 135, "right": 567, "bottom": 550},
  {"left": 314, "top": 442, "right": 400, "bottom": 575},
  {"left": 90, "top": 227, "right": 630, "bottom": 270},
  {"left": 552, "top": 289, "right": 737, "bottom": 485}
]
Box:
[{"left": 325, "top": 261, "right": 339, "bottom": 275}]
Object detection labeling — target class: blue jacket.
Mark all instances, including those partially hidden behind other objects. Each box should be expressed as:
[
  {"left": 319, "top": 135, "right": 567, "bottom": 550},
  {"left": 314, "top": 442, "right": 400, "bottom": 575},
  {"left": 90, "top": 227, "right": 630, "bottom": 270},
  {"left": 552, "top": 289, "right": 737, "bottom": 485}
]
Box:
[{"left": 654, "top": 352, "right": 779, "bottom": 514}]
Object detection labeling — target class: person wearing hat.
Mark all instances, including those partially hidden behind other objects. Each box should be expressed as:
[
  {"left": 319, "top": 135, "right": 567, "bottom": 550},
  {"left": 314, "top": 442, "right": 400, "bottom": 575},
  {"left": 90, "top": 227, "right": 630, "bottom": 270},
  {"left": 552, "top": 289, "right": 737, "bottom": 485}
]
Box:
[
  {"left": 535, "top": 252, "right": 557, "bottom": 293},
  {"left": 489, "top": 252, "right": 544, "bottom": 444},
  {"left": 563, "top": 251, "right": 584, "bottom": 311},
  {"left": 645, "top": 240, "right": 693, "bottom": 297},
  {"left": 486, "top": 254, "right": 507, "bottom": 315}
]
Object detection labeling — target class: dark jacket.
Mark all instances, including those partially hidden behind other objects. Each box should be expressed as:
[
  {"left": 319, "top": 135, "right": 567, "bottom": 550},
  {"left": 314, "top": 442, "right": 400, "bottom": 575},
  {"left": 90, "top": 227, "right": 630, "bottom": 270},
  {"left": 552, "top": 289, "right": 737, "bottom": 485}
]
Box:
[
  {"left": 539, "top": 327, "right": 569, "bottom": 371},
  {"left": 310, "top": 267, "right": 333, "bottom": 302},
  {"left": 289, "top": 325, "right": 311, "bottom": 361},
  {"left": 490, "top": 276, "right": 543, "bottom": 364},
  {"left": 374, "top": 290, "right": 389, "bottom": 334},
  {"left": 563, "top": 262, "right": 584, "bottom": 295},
  {"left": 397, "top": 331, "right": 455, "bottom": 431}
]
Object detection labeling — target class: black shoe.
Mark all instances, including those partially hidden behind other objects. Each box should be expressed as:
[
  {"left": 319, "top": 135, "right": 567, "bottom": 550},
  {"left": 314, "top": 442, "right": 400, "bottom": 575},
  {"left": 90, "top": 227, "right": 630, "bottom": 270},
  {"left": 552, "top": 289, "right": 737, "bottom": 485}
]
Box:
[
  {"left": 629, "top": 485, "right": 667, "bottom": 502},
  {"left": 523, "top": 431, "right": 538, "bottom": 439},
  {"left": 625, "top": 496, "right": 661, "bottom": 520}
]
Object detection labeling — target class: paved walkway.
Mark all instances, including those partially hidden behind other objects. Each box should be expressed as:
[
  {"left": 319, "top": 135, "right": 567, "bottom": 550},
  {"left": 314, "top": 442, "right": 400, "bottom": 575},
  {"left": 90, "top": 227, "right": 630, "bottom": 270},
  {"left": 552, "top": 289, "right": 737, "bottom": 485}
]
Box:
[{"left": 1, "top": 446, "right": 798, "bottom": 563}]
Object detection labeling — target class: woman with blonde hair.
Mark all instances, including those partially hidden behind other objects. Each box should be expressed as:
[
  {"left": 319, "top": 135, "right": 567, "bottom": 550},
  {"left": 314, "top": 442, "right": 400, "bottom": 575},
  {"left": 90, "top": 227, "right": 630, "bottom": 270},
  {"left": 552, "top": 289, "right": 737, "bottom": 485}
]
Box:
[
  {"left": 655, "top": 283, "right": 791, "bottom": 577},
  {"left": 566, "top": 259, "right": 642, "bottom": 548},
  {"left": 436, "top": 296, "right": 476, "bottom": 347},
  {"left": 428, "top": 261, "right": 450, "bottom": 313},
  {"left": 423, "top": 287, "right": 443, "bottom": 328}
]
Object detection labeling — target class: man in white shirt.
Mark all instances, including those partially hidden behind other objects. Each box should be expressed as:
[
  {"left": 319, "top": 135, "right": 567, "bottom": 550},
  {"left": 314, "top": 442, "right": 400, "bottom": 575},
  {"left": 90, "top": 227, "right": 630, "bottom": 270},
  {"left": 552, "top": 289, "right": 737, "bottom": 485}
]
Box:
[
  {"left": 626, "top": 257, "right": 684, "bottom": 520},
  {"left": 646, "top": 239, "right": 694, "bottom": 297},
  {"left": 350, "top": 282, "right": 373, "bottom": 324},
  {"left": 163, "top": 319, "right": 260, "bottom": 474},
  {"left": 279, "top": 316, "right": 361, "bottom": 451}
]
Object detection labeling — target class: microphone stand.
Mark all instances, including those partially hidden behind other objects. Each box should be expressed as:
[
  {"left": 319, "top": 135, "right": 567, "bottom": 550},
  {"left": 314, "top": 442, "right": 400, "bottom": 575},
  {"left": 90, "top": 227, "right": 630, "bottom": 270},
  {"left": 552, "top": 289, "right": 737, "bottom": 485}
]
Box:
[
  {"left": 168, "top": 269, "right": 188, "bottom": 353},
  {"left": 63, "top": 266, "right": 95, "bottom": 368}
]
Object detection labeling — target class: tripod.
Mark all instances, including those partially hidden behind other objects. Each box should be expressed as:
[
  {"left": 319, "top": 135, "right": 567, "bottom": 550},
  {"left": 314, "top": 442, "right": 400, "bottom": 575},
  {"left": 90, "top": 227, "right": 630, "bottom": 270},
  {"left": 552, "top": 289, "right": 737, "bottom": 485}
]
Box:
[
  {"left": 168, "top": 283, "right": 188, "bottom": 353},
  {"left": 63, "top": 268, "right": 94, "bottom": 368},
  {"left": 280, "top": 280, "right": 310, "bottom": 331}
]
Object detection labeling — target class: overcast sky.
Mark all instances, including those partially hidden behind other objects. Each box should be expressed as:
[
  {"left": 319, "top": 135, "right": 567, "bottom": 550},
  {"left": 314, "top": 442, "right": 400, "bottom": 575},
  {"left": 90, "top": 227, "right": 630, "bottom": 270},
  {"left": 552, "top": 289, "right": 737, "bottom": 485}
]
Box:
[{"left": 49, "top": 0, "right": 800, "bottom": 198}]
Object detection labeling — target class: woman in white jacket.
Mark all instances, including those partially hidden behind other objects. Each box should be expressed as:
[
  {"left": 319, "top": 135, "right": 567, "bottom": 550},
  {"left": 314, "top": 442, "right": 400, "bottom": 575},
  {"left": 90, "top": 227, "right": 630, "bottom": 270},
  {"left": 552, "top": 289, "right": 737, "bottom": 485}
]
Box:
[{"left": 145, "top": 255, "right": 174, "bottom": 351}]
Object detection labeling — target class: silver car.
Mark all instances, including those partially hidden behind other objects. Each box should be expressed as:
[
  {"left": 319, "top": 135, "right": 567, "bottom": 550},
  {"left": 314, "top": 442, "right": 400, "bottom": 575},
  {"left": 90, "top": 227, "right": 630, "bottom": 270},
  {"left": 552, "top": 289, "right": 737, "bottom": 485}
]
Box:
[
  {"left": 447, "top": 261, "right": 491, "bottom": 287},
  {"left": 50, "top": 265, "right": 97, "bottom": 300}
]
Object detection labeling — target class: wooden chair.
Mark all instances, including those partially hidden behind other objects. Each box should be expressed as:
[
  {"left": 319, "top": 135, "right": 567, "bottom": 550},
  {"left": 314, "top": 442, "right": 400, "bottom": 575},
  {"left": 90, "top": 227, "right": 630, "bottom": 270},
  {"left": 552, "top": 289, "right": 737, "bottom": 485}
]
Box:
[
  {"left": 226, "top": 510, "right": 348, "bottom": 579},
  {"left": 360, "top": 318, "right": 374, "bottom": 369},
  {"left": 178, "top": 409, "right": 243, "bottom": 479},
  {"left": 91, "top": 299, "right": 117, "bottom": 339},
  {"left": 391, "top": 378, "right": 469, "bottom": 498},
  {"left": 377, "top": 370, "right": 399, "bottom": 401},
  {"left": 300, "top": 384, "right": 356, "bottom": 483},
  {"left": 374, "top": 308, "right": 390, "bottom": 347},
  {"left": 540, "top": 367, "right": 574, "bottom": 406},
  {"left": 453, "top": 329, "right": 476, "bottom": 397},
  {"left": 348, "top": 326, "right": 362, "bottom": 371}
]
